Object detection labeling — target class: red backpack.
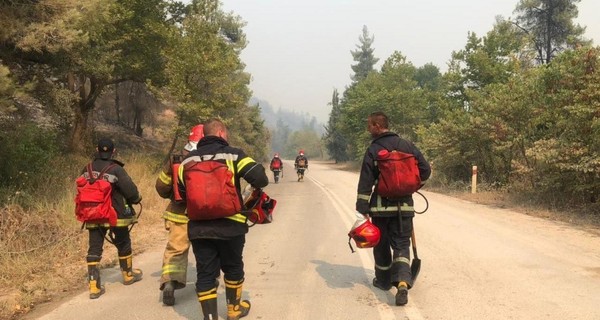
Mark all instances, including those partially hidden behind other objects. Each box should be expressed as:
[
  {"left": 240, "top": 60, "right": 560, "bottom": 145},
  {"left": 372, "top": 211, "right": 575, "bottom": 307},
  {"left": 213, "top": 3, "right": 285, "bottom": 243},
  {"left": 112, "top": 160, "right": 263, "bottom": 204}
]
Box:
[
  {"left": 75, "top": 163, "right": 118, "bottom": 226},
  {"left": 271, "top": 159, "right": 281, "bottom": 170},
  {"left": 375, "top": 146, "right": 421, "bottom": 199},
  {"left": 183, "top": 158, "right": 242, "bottom": 220}
]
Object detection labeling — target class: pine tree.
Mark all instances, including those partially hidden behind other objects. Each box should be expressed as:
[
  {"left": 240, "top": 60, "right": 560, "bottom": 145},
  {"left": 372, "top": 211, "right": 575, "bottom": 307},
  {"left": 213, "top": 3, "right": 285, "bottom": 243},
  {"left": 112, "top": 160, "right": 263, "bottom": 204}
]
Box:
[{"left": 350, "top": 25, "right": 379, "bottom": 82}]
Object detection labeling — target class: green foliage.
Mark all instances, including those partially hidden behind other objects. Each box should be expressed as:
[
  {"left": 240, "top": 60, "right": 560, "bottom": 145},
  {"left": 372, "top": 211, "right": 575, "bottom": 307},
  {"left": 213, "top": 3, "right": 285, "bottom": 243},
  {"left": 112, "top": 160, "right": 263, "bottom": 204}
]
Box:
[
  {"left": 324, "top": 89, "right": 349, "bottom": 162},
  {"left": 0, "top": 124, "right": 60, "bottom": 192}
]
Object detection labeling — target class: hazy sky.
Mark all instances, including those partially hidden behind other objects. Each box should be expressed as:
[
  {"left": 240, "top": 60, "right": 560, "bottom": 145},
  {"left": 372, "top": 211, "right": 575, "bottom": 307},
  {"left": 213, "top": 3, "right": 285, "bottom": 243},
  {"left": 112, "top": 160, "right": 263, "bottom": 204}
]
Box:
[{"left": 219, "top": 0, "right": 600, "bottom": 122}]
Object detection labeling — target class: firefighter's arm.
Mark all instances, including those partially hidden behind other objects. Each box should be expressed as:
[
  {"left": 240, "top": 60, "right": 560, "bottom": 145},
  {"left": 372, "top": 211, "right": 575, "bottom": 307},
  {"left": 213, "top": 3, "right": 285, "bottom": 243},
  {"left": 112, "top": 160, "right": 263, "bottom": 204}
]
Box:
[
  {"left": 356, "top": 148, "right": 376, "bottom": 214},
  {"left": 238, "top": 157, "right": 269, "bottom": 189},
  {"left": 155, "top": 162, "right": 173, "bottom": 199},
  {"left": 115, "top": 166, "right": 142, "bottom": 204}
]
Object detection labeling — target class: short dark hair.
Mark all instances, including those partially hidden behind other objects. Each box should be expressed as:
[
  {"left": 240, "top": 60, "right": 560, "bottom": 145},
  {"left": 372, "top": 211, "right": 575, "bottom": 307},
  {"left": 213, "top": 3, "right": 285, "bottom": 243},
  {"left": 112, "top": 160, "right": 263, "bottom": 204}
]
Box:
[
  {"left": 369, "top": 111, "right": 389, "bottom": 129},
  {"left": 203, "top": 118, "right": 226, "bottom": 136}
]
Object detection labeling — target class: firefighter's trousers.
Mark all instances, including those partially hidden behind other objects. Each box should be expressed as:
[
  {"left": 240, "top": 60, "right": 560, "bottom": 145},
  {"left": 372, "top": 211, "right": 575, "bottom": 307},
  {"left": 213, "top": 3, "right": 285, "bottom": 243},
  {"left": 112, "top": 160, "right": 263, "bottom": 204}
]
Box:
[
  {"left": 372, "top": 216, "right": 413, "bottom": 288},
  {"left": 160, "top": 220, "right": 190, "bottom": 290}
]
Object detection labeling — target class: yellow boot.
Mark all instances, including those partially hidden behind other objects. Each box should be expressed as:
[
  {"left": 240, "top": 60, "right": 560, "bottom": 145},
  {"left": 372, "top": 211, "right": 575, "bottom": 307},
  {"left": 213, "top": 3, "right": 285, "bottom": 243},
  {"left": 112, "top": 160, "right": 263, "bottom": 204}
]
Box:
[
  {"left": 225, "top": 278, "right": 251, "bottom": 320},
  {"left": 87, "top": 262, "right": 105, "bottom": 299},
  {"left": 119, "top": 254, "right": 143, "bottom": 285}
]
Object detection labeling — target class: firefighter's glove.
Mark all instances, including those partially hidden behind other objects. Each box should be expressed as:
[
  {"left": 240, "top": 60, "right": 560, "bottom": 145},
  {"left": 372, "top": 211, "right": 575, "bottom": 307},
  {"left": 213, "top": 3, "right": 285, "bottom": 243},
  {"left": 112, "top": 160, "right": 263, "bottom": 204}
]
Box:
[
  {"left": 131, "top": 196, "right": 142, "bottom": 204},
  {"left": 356, "top": 200, "right": 370, "bottom": 215}
]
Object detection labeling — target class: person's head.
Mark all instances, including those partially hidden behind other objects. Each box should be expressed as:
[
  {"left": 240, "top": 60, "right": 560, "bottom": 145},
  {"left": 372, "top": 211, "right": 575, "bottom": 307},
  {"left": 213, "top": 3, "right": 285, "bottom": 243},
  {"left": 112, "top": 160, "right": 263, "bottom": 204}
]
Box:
[
  {"left": 203, "top": 118, "right": 228, "bottom": 141},
  {"left": 299, "top": 149, "right": 304, "bottom": 156},
  {"left": 184, "top": 124, "right": 204, "bottom": 153},
  {"left": 96, "top": 138, "right": 115, "bottom": 160},
  {"left": 367, "top": 111, "right": 390, "bottom": 138},
  {"left": 274, "top": 153, "right": 279, "bottom": 158}
]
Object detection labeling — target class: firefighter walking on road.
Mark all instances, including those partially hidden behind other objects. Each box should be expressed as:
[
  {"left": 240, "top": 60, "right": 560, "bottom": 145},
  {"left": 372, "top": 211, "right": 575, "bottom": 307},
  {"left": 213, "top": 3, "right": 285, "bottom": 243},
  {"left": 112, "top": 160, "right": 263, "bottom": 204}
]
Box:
[
  {"left": 155, "top": 125, "right": 204, "bottom": 306},
  {"left": 81, "top": 138, "right": 143, "bottom": 299},
  {"left": 178, "top": 118, "right": 269, "bottom": 320},
  {"left": 355, "top": 111, "right": 431, "bottom": 306}
]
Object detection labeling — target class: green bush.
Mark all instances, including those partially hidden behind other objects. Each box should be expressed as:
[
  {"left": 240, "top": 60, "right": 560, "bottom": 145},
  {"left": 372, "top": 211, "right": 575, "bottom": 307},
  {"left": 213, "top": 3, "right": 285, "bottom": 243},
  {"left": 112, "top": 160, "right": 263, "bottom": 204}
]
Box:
[{"left": 0, "top": 123, "right": 60, "bottom": 193}]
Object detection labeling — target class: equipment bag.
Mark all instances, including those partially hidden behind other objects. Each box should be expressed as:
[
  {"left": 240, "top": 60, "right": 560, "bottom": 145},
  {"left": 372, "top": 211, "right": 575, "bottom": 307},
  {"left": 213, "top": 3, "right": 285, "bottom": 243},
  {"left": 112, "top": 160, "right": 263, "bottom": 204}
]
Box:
[
  {"left": 183, "top": 158, "right": 242, "bottom": 220},
  {"left": 297, "top": 158, "right": 306, "bottom": 167},
  {"left": 75, "top": 163, "right": 118, "bottom": 226},
  {"left": 375, "top": 146, "right": 421, "bottom": 199}
]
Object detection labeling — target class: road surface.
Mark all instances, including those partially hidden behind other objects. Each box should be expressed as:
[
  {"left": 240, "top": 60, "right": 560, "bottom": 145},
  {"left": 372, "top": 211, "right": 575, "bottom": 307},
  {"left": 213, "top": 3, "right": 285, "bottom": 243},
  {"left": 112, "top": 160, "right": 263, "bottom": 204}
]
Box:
[{"left": 29, "top": 161, "right": 600, "bottom": 320}]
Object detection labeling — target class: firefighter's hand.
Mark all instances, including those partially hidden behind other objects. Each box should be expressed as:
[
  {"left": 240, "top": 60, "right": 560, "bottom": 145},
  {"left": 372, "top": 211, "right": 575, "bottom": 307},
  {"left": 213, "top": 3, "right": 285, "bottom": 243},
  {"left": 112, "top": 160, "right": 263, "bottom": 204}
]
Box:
[
  {"left": 131, "top": 196, "right": 142, "bottom": 204},
  {"left": 356, "top": 201, "right": 370, "bottom": 215}
]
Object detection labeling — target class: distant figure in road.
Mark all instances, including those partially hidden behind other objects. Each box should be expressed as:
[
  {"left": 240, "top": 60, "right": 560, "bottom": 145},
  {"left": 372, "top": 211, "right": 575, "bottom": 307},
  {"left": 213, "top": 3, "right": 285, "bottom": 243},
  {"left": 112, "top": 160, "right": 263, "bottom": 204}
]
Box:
[
  {"left": 178, "top": 118, "right": 269, "bottom": 320},
  {"left": 155, "top": 124, "right": 203, "bottom": 306},
  {"left": 80, "top": 138, "right": 143, "bottom": 299},
  {"left": 355, "top": 111, "right": 431, "bottom": 306},
  {"left": 294, "top": 149, "right": 308, "bottom": 181},
  {"left": 269, "top": 153, "right": 283, "bottom": 183}
]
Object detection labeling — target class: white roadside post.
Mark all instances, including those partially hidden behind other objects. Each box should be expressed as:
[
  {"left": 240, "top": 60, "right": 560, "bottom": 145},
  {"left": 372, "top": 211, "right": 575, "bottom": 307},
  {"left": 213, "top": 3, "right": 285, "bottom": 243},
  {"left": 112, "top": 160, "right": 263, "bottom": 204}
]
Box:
[{"left": 471, "top": 165, "right": 477, "bottom": 194}]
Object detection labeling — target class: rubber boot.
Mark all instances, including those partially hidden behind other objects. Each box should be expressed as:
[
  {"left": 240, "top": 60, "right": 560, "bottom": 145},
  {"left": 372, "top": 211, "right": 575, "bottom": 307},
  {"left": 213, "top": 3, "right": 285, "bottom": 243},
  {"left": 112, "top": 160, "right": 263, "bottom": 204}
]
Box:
[
  {"left": 163, "top": 281, "right": 176, "bottom": 306},
  {"left": 198, "top": 286, "right": 218, "bottom": 320},
  {"left": 119, "top": 254, "right": 143, "bottom": 285},
  {"left": 225, "top": 279, "right": 251, "bottom": 320},
  {"left": 395, "top": 281, "right": 408, "bottom": 306},
  {"left": 87, "top": 262, "right": 105, "bottom": 299}
]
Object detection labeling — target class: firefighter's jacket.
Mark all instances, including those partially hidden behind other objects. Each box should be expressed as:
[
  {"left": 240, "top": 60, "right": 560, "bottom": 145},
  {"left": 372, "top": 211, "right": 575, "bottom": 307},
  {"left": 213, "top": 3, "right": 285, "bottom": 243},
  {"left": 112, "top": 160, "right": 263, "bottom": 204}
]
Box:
[
  {"left": 356, "top": 132, "right": 431, "bottom": 218},
  {"left": 178, "top": 136, "right": 269, "bottom": 239},
  {"left": 155, "top": 162, "right": 189, "bottom": 224},
  {"left": 80, "top": 156, "right": 142, "bottom": 228}
]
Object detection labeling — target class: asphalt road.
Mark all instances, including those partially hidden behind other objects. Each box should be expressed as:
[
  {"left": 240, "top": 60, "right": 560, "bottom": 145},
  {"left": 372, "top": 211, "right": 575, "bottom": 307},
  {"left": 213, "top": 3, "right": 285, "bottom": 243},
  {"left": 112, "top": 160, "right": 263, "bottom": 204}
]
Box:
[{"left": 30, "top": 160, "right": 600, "bottom": 320}]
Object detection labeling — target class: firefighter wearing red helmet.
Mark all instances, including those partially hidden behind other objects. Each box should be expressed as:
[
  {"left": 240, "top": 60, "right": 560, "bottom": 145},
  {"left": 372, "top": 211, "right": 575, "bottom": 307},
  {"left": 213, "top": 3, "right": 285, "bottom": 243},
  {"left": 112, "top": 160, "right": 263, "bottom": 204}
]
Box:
[
  {"left": 269, "top": 153, "right": 283, "bottom": 183},
  {"left": 294, "top": 150, "right": 308, "bottom": 181},
  {"left": 155, "top": 124, "right": 204, "bottom": 306},
  {"left": 355, "top": 111, "right": 431, "bottom": 306}
]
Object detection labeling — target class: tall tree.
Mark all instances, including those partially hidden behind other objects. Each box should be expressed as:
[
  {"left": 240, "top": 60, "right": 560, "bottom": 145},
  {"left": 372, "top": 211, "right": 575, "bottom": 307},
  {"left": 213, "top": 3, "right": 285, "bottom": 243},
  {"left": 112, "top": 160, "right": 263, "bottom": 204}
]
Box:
[
  {"left": 350, "top": 25, "right": 379, "bottom": 83},
  {"left": 513, "top": 0, "right": 587, "bottom": 64},
  {"left": 324, "top": 89, "right": 349, "bottom": 163}
]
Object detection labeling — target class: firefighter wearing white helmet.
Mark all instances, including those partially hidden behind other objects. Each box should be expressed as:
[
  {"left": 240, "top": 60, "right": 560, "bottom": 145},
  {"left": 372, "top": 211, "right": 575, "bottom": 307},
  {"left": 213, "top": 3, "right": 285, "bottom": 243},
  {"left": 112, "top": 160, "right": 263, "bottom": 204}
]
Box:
[{"left": 155, "top": 124, "right": 204, "bottom": 306}]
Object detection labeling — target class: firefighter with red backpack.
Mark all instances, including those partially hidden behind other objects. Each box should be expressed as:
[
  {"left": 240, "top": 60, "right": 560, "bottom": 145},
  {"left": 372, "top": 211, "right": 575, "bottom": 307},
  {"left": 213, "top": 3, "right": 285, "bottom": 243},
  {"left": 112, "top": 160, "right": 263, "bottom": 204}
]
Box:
[
  {"left": 78, "top": 138, "right": 143, "bottom": 299},
  {"left": 177, "top": 118, "right": 269, "bottom": 320},
  {"left": 355, "top": 111, "right": 431, "bottom": 306},
  {"left": 155, "top": 124, "right": 203, "bottom": 306},
  {"left": 294, "top": 150, "right": 308, "bottom": 181},
  {"left": 269, "top": 153, "right": 283, "bottom": 183}
]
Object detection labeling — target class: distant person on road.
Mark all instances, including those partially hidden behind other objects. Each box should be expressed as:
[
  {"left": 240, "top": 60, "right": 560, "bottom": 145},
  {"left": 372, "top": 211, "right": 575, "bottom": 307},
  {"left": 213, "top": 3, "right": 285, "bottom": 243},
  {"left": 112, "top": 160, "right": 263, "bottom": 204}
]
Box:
[
  {"left": 355, "top": 111, "right": 431, "bottom": 306},
  {"left": 178, "top": 118, "right": 269, "bottom": 320},
  {"left": 155, "top": 124, "right": 203, "bottom": 306},
  {"left": 269, "top": 153, "right": 283, "bottom": 183},
  {"left": 294, "top": 150, "right": 308, "bottom": 181},
  {"left": 81, "top": 138, "right": 143, "bottom": 299}
]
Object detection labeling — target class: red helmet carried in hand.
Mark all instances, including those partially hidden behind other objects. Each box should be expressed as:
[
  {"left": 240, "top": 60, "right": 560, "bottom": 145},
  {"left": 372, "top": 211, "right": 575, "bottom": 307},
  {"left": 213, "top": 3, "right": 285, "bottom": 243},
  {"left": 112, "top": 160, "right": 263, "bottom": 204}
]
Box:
[{"left": 348, "top": 219, "right": 380, "bottom": 252}]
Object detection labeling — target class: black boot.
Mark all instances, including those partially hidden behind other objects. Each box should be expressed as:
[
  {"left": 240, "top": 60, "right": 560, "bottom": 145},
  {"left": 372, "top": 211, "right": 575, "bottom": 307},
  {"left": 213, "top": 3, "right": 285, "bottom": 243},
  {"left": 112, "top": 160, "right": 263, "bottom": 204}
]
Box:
[
  {"left": 162, "top": 281, "right": 176, "bottom": 306},
  {"left": 198, "top": 285, "right": 218, "bottom": 320}
]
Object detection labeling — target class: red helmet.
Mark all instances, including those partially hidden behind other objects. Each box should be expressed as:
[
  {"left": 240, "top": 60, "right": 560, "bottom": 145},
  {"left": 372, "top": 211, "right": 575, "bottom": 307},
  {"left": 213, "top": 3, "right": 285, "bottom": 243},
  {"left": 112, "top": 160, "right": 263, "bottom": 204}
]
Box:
[
  {"left": 184, "top": 124, "right": 204, "bottom": 151},
  {"left": 244, "top": 189, "right": 277, "bottom": 224},
  {"left": 348, "top": 219, "right": 380, "bottom": 251},
  {"left": 299, "top": 149, "right": 304, "bottom": 155}
]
